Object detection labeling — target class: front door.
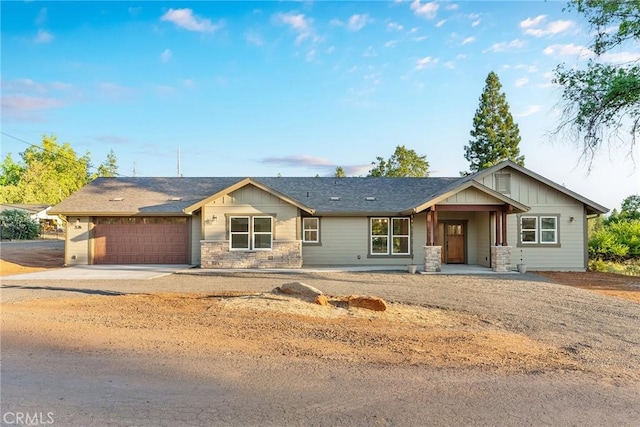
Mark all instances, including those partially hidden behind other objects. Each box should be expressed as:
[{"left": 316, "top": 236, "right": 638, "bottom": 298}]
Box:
[{"left": 445, "top": 223, "right": 465, "bottom": 264}]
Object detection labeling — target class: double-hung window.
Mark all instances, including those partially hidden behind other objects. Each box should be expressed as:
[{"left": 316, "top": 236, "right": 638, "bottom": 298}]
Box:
[
  {"left": 520, "top": 215, "right": 558, "bottom": 245},
  {"left": 370, "top": 217, "right": 410, "bottom": 255},
  {"left": 302, "top": 217, "right": 319, "bottom": 243},
  {"left": 230, "top": 216, "right": 273, "bottom": 250}
]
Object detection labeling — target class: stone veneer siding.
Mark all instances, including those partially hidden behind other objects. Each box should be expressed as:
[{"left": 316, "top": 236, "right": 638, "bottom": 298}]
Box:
[
  {"left": 491, "top": 246, "right": 512, "bottom": 272},
  {"left": 423, "top": 246, "right": 442, "bottom": 272},
  {"left": 200, "top": 240, "right": 302, "bottom": 269}
]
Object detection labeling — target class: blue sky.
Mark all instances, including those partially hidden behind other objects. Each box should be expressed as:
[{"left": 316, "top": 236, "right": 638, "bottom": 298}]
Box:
[{"left": 1, "top": 1, "right": 638, "bottom": 211}]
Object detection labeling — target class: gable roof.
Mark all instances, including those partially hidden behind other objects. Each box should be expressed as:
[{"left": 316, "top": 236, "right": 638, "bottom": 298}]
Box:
[
  {"left": 471, "top": 160, "right": 608, "bottom": 215},
  {"left": 49, "top": 161, "right": 608, "bottom": 217}
]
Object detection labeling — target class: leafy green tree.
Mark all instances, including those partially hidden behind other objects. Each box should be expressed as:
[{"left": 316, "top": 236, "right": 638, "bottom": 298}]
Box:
[
  {"left": 333, "top": 166, "right": 346, "bottom": 177},
  {"left": 0, "top": 209, "right": 41, "bottom": 240},
  {"left": 590, "top": 220, "right": 640, "bottom": 260},
  {"left": 0, "top": 135, "right": 120, "bottom": 205},
  {"left": 368, "top": 145, "right": 429, "bottom": 177},
  {"left": 17, "top": 135, "right": 92, "bottom": 205},
  {"left": 464, "top": 71, "right": 524, "bottom": 173},
  {"left": 620, "top": 194, "right": 640, "bottom": 221},
  {"left": 0, "top": 154, "right": 24, "bottom": 186},
  {"left": 607, "top": 194, "right": 640, "bottom": 223},
  {"left": 553, "top": 0, "right": 640, "bottom": 166},
  {"left": 94, "top": 149, "right": 119, "bottom": 178}
]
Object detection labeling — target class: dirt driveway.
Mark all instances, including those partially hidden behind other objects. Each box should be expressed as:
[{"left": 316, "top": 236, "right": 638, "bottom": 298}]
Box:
[{"left": 2, "top": 241, "right": 640, "bottom": 425}]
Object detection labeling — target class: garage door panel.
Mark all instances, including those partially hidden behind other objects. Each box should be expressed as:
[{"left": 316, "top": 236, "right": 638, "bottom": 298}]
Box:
[{"left": 94, "top": 218, "right": 189, "bottom": 264}]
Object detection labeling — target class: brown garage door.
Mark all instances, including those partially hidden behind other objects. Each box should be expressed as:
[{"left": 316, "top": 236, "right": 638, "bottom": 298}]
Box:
[{"left": 93, "top": 217, "right": 189, "bottom": 264}]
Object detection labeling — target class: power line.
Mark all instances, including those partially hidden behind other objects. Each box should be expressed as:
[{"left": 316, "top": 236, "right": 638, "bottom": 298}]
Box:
[{"left": 0, "top": 131, "right": 133, "bottom": 177}]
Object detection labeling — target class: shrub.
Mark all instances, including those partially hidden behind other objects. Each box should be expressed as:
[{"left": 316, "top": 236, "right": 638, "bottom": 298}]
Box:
[{"left": 0, "top": 209, "right": 41, "bottom": 240}]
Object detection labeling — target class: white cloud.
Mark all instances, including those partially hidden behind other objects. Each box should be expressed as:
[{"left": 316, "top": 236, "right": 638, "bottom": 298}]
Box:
[
  {"left": 1, "top": 95, "right": 64, "bottom": 122},
  {"left": 415, "top": 56, "right": 438, "bottom": 70},
  {"left": 436, "top": 19, "right": 446, "bottom": 28},
  {"left": 444, "top": 61, "right": 455, "bottom": 69},
  {"left": 601, "top": 51, "right": 640, "bottom": 64},
  {"left": 411, "top": 0, "right": 439, "bottom": 19},
  {"left": 514, "top": 105, "right": 542, "bottom": 117},
  {"left": 387, "top": 22, "right": 404, "bottom": 31},
  {"left": 542, "top": 43, "right": 591, "bottom": 58},
  {"left": 520, "top": 15, "right": 546, "bottom": 30},
  {"left": 483, "top": 39, "right": 524, "bottom": 53},
  {"left": 348, "top": 14, "right": 370, "bottom": 31},
  {"left": 329, "top": 18, "right": 344, "bottom": 27},
  {"left": 160, "top": 49, "right": 172, "bottom": 62},
  {"left": 446, "top": 3, "right": 459, "bottom": 11},
  {"left": 461, "top": 36, "right": 475, "bottom": 45},
  {"left": 384, "top": 40, "right": 399, "bottom": 48},
  {"left": 514, "top": 77, "right": 529, "bottom": 87},
  {"left": 272, "top": 12, "right": 316, "bottom": 45},
  {"left": 260, "top": 154, "right": 334, "bottom": 168},
  {"left": 160, "top": 8, "right": 223, "bottom": 33},
  {"left": 325, "top": 46, "right": 335, "bottom": 54},
  {"left": 35, "top": 29, "right": 53, "bottom": 43},
  {"left": 471, "top": 19, "right": 481, "bottom": 27},
  {"left": 520, "top": 15, "right": 574, "bottom": 37},
  {"left": 2, "top": 95, "right": 63, "bottom": 111}
]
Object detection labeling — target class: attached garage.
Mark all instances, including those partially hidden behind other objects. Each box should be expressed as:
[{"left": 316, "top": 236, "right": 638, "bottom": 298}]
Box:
[{"left": 93, "top": 217, "right": 189, "bottom": 264}]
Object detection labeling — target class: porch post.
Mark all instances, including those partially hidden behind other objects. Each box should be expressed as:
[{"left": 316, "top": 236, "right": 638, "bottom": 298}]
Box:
[
  {"left": 433, "top": 206, "right": 438, "bottom": 246},
  {"left": 426, "top": 210, "right": 432, "bottom": 246},
  {"left": 494, "top": 211, "right": 501, "bottom": 246},
  {"left": 501, "top": 210, "right": 508, "bottom": 246}
]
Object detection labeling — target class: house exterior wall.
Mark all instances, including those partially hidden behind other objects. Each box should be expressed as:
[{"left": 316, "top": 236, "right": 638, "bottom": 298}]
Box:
[
  {"left": 302, "top": 214, "right": 426, "bottom": 266},
  {"left": 476, "top": 168, "right": 588, "bottom": 271},
  {"left": 65, "top": 216, "right": 91, "bottom": 266},
  {"left": 199, "top": 184, "right": 301, "bottom": 268}
]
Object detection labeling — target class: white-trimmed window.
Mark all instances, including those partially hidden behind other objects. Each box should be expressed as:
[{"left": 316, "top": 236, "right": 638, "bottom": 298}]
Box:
[
  {"left": 230, "top": 216, "right": 273, "bottom": 250},
  {"left": 520, "top": 215, "right": 558, "bottom": 245},
  {"left": 370, "top": 217, "right": 410, "bottom": 255},
  {"left": 302, "top": 217, "right": 319, "bottom": 243}
]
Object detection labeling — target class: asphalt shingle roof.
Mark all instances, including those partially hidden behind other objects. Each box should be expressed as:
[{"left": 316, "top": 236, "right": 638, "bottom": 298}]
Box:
[{"left": 50, "top": 176, "right": 464, "bottom": 216}]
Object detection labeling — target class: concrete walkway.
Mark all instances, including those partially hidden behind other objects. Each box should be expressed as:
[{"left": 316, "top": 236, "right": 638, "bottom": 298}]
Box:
[
  {"left": 3, "top": 264, "right": 522, "bottom": 280},
  {"left": 2, "top": 264, "right": 194, "bottom": 280}
]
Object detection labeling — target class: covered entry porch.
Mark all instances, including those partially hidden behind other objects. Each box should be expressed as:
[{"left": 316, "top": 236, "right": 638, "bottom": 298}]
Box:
[{"left": 416, "top": 202, "right": 525, "bottom": 273}]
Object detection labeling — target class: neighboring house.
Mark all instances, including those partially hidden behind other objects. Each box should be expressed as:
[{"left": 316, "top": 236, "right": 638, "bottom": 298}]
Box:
[
  {"left": 49, "top": 161, "right": 607, "bottom": 272},
  {"left": 0, "top": 204, "right": 63, "bottom": 229}
]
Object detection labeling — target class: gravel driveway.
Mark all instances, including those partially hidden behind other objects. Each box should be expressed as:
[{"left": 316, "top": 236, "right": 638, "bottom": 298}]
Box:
[{"left": 2, "top": 270, "right": 639, "bottom": 425}]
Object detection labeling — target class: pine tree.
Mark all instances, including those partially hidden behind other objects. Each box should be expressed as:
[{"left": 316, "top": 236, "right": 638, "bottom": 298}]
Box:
[{"left": 464, "top": 71, "right": 524, "bottom": 173}]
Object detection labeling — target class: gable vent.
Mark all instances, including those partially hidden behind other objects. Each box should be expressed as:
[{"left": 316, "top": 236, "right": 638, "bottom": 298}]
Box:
[
  {"left": 109, "top": 197, "right": 124, "bottom": 202},
  {"left": 329, "top": 196, "right": 341, "bottom": 201},
  {"left": 364, "top": 197, "right": 376, "bottom": 201}
]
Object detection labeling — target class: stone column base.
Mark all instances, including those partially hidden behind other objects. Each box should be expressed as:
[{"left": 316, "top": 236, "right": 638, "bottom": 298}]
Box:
[
  {"left": 491, "top": 246, "right": 512, "bottom": 272},
  {"left": 423, "top": 246, "right": 442, "bottom": 272}
]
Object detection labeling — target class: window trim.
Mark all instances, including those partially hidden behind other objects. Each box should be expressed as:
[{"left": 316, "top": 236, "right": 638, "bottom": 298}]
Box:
[
  {"left": 517, "top": 214, "right": 561, "bottom": 248},
  {"left": 369, "top": 216, "right": 412, "bottom": 257},
  {"left": 302, "top": 217, "right": 320, "bottom": 244},
  {"left": 229, "top": 215, "right": 273, "bottom": 251}
]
